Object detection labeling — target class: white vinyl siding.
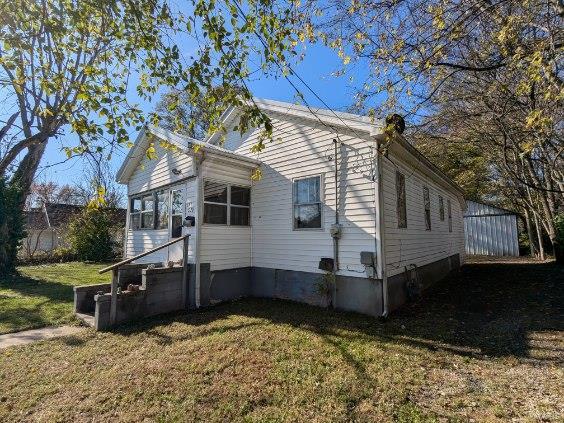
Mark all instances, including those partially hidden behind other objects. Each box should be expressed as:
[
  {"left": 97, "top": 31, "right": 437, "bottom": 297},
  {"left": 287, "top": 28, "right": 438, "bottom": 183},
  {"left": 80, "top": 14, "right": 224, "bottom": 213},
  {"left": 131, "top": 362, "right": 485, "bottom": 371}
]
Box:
[
  {"left": 382, "top": 155, "right": 465, "bottom": 278},
  {"left": 229, "top": 114, "right": 378, "bottom": 277}
]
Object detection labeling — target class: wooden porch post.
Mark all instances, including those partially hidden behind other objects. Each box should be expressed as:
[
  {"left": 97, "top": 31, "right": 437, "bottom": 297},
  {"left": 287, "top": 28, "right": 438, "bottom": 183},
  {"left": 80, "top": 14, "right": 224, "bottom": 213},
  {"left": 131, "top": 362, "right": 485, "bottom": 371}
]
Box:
[{"left": 110, "top": 268, "right": 119, "bottom": 325}]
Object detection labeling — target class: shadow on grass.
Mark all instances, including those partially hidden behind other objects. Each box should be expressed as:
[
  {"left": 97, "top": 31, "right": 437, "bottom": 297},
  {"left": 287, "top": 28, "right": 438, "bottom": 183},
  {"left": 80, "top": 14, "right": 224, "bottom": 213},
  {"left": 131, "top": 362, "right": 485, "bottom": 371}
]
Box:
[
  {"left": 0, "top": 272, "right": 76, "bottom": 334},
  {"left": 113, "top": 259, "right": 563, "bottom": 370}
]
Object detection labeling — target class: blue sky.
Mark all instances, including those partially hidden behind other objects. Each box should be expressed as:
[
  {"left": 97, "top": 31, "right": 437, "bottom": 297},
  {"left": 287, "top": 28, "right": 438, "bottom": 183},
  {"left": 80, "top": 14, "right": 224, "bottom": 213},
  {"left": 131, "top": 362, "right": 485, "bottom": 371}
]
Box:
[{"left": 34, "top": 41, "right": 358, "bottom": 192}]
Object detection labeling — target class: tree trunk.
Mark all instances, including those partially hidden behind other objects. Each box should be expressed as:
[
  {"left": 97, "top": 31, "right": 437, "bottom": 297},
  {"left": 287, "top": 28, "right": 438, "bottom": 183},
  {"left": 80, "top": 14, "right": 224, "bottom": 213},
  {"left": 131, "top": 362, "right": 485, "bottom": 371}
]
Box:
[
  {"left": 533, "top": 212, "right": 545, "bottom": 261},
  {"left": 10, "top": 142, "right": 48, "bottom": 204},
  {"left": 523, "top": 209, "right": 537, "bottom": 257}
]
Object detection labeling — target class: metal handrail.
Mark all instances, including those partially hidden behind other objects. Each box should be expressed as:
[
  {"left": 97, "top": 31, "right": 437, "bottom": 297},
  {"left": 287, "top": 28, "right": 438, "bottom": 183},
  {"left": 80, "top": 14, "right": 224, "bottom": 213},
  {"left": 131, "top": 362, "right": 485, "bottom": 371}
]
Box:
[{"left": 99, "top": 234, "right": 190, "bottom": 274}]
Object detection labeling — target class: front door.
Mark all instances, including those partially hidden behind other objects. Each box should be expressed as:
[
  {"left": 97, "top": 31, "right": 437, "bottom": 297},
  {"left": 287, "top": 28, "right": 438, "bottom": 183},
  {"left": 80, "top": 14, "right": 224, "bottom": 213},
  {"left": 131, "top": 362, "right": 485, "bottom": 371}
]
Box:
[{"left": 167, "top": 180, "right": 196, "bottom": 264}]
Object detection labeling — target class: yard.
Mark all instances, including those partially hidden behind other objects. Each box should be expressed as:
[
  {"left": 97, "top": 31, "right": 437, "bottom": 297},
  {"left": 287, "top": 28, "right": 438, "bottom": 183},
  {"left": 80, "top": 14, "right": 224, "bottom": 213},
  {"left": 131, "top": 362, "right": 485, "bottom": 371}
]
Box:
[
  {"left": 0, "top": 257, "right": 562, "bottom": 421},
  {"left": 0, "top": 262, "right": 111, "bottom": 334}
]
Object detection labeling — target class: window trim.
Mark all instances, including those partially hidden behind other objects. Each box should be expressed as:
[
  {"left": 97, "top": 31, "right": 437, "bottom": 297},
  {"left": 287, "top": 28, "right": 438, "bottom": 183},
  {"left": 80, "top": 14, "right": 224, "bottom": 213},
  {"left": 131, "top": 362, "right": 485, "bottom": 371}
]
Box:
[
  {"left": 202, "top": 178, "right": 251, "bottom": 227},
  {"left": 292, "top": 174, "right": 324, "bottom": 231},
  {"left": 423, "top": 186, "right": 431, "bottom": 231}
]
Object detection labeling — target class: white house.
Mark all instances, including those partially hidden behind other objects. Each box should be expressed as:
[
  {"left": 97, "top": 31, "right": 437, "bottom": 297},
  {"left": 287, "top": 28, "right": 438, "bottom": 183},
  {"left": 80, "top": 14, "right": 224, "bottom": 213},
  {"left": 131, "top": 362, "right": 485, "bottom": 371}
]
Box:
[{"left": 116, "top": 98, "right": 466, "bottom": 317}]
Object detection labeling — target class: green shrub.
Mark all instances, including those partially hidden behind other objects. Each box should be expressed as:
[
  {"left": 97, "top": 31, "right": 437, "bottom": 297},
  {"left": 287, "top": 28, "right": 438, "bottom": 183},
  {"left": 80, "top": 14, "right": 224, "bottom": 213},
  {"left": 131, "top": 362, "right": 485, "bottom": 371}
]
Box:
[
  {"left": 0, "top": 178, "right": 26, "bottom": 274},
  {"left": 67, "top": 207, "right": 120, "bottom": 262}
]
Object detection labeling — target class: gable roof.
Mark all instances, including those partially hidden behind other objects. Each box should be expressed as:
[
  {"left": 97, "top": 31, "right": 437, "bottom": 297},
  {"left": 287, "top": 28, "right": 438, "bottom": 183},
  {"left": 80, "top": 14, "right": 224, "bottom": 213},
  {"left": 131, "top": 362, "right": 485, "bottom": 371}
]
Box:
[
  {"left": 209, "top": 98, "right": 465, "bottom": 204},
  {"left": 116, "top": 125, "right": 260, "bottom": 184}
]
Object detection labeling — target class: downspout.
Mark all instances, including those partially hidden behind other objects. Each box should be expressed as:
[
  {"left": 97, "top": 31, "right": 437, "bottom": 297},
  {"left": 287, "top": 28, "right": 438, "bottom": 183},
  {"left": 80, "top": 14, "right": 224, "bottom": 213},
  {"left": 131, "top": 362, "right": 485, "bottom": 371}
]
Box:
[
  {"left": 333, "top": 138, "right": 340, "bottom": 271},
  {"left": 194, "top": 154, "right": 204, "bottom": 308},
  {"left": 373, "top": 134, "right": 388, "bottom": 318}
]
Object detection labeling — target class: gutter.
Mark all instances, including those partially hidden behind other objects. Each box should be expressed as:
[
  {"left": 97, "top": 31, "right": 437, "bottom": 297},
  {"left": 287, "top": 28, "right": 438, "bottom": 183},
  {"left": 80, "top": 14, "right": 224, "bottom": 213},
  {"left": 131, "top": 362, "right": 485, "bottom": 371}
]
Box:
[{"left": 193, "top": 154, "right": 204, "bottom": 308}]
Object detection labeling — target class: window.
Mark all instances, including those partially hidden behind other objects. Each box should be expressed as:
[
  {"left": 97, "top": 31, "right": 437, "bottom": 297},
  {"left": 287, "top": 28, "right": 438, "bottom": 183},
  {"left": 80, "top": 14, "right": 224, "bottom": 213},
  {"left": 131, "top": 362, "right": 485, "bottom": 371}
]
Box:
[
  {"left": 141, "top": 195, "right": 155, "bottom": 229},
  {"left": 156, "top": 190, "right": 169, "bottom": 229},
  {"left": 130, "top": 198, "right": 142, "bottom": 230},
  {"left": 439, "top": 196, "right": 445, "bottom": 221},
  {"left": 447, "top": 199, "right": 452, "bottom": 232},
  {"left": 130, "top": 187, "right": 184, "bottom": 232},
  {"left": 204, "top": 181, "right": 228, "bottom": 224},
  {"left": 396, "top": 171, "right": 407, "bottom": 228},
  {"left": 203, "top": 180, "right": 251, "bottom": 226},
  {"left": 171, "top": 189, "right": 184, "bottom": 237},
  {"left": 423, "top": 186, "right": 431, "bottom": 230},
  {"left": 293, "top": 175, "right": 322, "bottom": 229},
  {"left": 230, "top": 185, "right": 250, "bottom": 225}
]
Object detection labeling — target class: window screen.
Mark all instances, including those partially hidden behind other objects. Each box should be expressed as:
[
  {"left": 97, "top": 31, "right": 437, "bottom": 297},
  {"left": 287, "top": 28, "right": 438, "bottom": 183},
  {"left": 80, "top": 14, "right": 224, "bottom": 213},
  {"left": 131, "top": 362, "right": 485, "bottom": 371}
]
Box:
[
  {"left": 203, "top": 181, "right": 228, "bottom": 224},
  {"left": 293, "top": 176, "right": 322, "bottom": 229},
  {"left": 396, "top": 171, "right": 407, "bottom": 228},
  {"left": 230, "top": 186, "right": 250, "bottom": 226},
  {"left": 423, "top": 186, "right": 431, "bottom": 230}
]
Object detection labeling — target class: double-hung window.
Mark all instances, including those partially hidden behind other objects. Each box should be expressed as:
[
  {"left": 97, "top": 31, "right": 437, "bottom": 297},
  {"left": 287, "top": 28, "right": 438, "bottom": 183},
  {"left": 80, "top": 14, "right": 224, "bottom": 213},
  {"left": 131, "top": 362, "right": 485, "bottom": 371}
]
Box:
[
  {"left": 447, "top": 199, "right": 452, "bottom": 232},
  {"left": 396, "top": 171, "right": 407, "bottom": 228},
  {"left": 203, "top": 180, "right": 250, "bottom": 226},
  {"left": 156, "top": 190, "right": 169, "bottom": 229},
  {"left": 293, "top": 175, "right": 322, "bottom": 229},
  {"left": 141, "top": 195, "right": 155, "bottom": 229},
  {"left": 423, "top": 186, "right": 431, "bottom": 231},
  {"left": 439, "top": 195, "right": 445, "bottom": 221}
]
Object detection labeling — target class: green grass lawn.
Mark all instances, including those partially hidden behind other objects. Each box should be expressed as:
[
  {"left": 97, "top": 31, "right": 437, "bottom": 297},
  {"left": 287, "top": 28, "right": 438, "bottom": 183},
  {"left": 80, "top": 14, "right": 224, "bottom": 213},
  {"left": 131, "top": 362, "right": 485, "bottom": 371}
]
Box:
[
  {"left": 0, "top": 262, "right": 111, "bottom": 334},
  {"left": 0, "top": 258, "right": 562, "bottom": 421}
]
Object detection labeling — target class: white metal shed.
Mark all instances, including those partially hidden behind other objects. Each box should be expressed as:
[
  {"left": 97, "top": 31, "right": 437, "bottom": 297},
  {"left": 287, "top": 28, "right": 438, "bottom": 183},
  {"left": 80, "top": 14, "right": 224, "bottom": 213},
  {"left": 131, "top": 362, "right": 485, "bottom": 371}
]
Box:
[{"left": 464, "top": 201, "right": 519, "bottom": 256}]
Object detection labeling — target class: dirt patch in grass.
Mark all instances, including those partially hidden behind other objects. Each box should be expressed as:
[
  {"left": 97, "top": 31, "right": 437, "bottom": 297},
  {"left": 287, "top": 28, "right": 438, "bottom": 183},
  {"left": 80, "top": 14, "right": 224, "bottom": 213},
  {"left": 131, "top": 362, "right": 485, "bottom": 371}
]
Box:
[
  {"left": 0, "top": 258, "right": 562, "bottom": 421},
  {"left": 0, "top": 262, "right": 111, "bottom": 334}
]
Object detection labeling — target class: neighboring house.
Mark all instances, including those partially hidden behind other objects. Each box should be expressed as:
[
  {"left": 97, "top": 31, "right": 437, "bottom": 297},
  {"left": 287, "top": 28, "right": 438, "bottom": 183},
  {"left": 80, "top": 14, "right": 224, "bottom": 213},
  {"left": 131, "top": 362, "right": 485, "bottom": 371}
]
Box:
[
  {"left": 21, "top": 203, "right": 126, "bottom": 259},
  {"left": 464, "top": 201, "right": 519, "bottom": 257},
  {"left": 116, "top": 98, "right": 466, "bottom": 317},
  {"left": 21, "top": 203, "right": 83, "bottom": 258}
]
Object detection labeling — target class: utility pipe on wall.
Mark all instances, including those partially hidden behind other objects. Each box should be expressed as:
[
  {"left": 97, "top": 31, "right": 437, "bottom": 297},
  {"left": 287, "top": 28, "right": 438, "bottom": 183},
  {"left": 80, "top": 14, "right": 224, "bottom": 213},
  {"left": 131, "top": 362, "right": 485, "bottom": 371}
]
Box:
[
  {"left": 333, "top": 138, "right": 340, "bottom": 271},
  {"left": 373, "top": 134, "right": 389, "bottom": 317}
]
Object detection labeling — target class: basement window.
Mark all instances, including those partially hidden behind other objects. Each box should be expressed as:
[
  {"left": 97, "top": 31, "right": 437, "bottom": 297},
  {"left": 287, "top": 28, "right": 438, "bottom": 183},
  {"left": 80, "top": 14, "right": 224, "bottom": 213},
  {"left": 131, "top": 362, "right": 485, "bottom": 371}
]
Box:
[
  {"left": 423, "top": 186, "right": 431, "bottom": 231},
  {"left": 293, "top": 175, "right": 322, "bottom": 230},
  {"left": 396, "top": 171, "right": 407, "bottom": 228}
]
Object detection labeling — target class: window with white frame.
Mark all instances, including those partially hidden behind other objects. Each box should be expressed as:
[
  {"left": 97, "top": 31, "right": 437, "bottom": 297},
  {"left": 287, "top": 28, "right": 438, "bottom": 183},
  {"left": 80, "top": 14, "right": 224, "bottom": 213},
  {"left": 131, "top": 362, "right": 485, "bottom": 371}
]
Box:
[
  {"left": 140, "top": 194, "right": 155, "bottom": 229},
  {"left": 439, "top": 195, "right": 445, "bottom": 221},
  {"left": 396, "top": 171, "right": 407, "bottom": 228},
  {"left": 130, "top": 187, "right": 184, "bottom": 232},
  {"left": 293, "top": 175, "right": 322, "bottom": 229},
  {"left": 447, "top": 199, "right": 452, "bottom": 232},
  {"left": 203, "top": 180, "right": 250, "bottom": 226},
  {"left": 156, "top": 190, "right": 169, "bottom": 229},
  {"left": 423, "top": 186, "right": 431, "bottom": 230}
]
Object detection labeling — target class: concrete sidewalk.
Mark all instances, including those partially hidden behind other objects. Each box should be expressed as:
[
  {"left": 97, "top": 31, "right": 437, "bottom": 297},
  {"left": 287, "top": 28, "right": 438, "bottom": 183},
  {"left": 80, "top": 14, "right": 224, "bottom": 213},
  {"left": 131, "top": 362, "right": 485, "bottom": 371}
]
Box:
[{"left": 0, "top": 326, "right": 84, "bottom": 349}]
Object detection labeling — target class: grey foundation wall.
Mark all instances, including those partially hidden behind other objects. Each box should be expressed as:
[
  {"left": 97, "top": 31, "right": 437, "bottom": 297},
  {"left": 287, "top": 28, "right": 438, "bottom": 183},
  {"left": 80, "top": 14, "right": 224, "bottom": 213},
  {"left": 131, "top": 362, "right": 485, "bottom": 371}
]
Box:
[
  {"left": 387, "top": 253, "right": 461, "bottom": 312},
  {"left": 200, "top": 265, "right": 383, "bottom": 317},
  {"left": 202, "top": 253, "right": 460, "bottom": 317}
]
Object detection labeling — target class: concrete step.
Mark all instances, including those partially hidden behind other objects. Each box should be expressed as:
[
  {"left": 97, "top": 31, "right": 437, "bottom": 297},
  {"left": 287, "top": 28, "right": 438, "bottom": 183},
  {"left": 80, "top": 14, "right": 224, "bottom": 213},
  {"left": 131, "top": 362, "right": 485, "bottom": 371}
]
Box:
[{"left": 76, "top": 312, "right": 95, "bottom": 328}]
